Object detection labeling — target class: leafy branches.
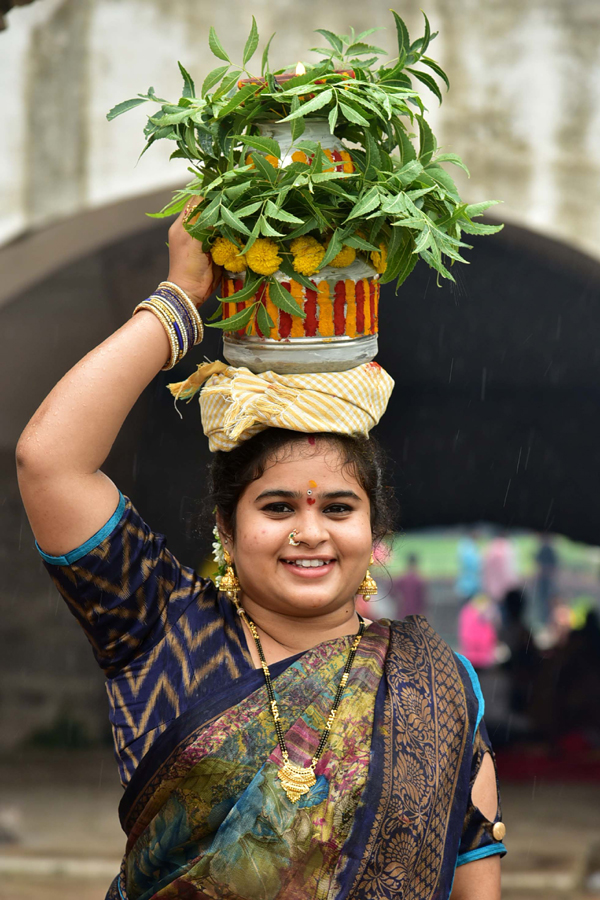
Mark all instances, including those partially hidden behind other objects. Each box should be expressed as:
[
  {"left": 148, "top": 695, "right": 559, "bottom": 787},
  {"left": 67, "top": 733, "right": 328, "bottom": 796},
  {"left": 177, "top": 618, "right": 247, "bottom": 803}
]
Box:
[{"left": 107, "top": 9, "right": 502, "bottom": 331}]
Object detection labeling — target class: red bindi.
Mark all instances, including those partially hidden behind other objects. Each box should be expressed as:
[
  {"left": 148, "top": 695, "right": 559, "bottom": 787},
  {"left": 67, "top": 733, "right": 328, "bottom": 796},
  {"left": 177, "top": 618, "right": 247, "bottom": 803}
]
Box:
[
  {"left": 307, "top": 497, "right": 316, "bottom": 505},
  {"left": 307, "top": 436, "right": 316, "bottom": 445}
]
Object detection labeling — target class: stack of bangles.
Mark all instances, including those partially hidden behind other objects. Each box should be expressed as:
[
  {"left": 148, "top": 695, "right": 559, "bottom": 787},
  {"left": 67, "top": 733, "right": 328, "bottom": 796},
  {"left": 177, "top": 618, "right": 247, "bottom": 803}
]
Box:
[{"left": 133, "top": 281, "right": 204, "bottom": 370}]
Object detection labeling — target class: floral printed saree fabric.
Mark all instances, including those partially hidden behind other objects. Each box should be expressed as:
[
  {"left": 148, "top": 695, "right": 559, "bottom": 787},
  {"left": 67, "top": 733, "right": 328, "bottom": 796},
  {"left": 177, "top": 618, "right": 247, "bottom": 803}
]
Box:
[{"left": 38, "top": 496, "right": 505, "bottom": 900}]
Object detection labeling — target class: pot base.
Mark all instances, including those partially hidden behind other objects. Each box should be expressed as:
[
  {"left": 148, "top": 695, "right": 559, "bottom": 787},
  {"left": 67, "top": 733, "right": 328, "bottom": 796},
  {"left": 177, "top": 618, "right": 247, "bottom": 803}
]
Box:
[{"left": 223, "top": 333, "right": 378, "bottom": 375}]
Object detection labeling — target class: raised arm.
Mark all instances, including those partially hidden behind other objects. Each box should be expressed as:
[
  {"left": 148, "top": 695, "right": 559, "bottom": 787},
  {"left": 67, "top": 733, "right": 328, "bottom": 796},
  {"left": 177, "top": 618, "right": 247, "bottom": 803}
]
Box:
[{"left": 16, "top": 209, "right": 220, "bottom": 556}]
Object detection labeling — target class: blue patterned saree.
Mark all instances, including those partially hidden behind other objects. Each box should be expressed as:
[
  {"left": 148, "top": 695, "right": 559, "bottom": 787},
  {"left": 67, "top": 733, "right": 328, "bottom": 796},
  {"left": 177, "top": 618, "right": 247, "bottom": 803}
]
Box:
[{"left": 39, "top": 495, "right": 506, "bottom": 900}]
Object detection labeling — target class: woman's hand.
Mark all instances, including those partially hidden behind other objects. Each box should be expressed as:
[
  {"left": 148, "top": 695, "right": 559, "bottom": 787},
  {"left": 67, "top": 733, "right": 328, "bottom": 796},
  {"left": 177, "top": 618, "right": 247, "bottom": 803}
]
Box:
[{"left": 167, "top": 204, "right": 222, "bottom": 308}]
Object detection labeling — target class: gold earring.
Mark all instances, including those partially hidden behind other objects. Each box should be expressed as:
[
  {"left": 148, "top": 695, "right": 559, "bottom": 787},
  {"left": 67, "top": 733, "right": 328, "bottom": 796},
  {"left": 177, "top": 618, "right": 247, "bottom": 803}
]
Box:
[
  {"left": 358, "top": 552, "right": 377, "bottom": 600},
  {"left": 220, "top": 549, "right": 240, "bottom": 599}
]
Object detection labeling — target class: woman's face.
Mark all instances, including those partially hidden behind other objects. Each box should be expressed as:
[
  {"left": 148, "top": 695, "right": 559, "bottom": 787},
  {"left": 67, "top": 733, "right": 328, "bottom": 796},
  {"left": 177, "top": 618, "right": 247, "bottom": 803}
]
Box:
[{"left": 227, "top": 441, "right": 373, "bottom": 618}]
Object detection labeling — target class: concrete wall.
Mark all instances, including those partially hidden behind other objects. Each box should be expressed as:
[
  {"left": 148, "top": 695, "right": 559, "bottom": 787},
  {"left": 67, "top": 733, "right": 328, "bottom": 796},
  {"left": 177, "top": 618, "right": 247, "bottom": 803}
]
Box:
[{"left": 2, "top": 0, "right": 600, "bottom": 260}]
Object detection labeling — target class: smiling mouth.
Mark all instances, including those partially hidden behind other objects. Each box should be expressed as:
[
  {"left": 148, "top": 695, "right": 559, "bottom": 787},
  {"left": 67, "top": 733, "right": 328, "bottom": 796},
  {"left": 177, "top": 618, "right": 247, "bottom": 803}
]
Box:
[{"left": 281, "top": 559, "right": 336, "bottom": 568}]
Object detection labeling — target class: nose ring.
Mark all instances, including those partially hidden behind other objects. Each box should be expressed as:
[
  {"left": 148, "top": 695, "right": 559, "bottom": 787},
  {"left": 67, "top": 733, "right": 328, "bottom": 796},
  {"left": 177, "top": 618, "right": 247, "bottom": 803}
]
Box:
[{"left": 289, "top": 530, "right": 300, "bottom": 546}]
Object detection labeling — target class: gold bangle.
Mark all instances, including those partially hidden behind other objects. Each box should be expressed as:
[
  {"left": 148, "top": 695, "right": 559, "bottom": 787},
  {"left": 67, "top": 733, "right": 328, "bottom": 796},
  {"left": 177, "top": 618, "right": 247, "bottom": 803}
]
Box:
[
  {"left": 134, "top": 300, "right": 182, "bottom": 370},
  {"left": 148, "top": 297, "right": 190, "bottom": 358},
  {"left": 158, "top": 281, "right": 204, "bottom": 346}
]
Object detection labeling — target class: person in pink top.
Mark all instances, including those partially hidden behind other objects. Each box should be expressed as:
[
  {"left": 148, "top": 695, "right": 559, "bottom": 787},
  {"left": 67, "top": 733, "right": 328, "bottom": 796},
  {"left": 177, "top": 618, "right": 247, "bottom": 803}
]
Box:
[
  {"left": 458, "top": 594, "right": 498, "bottom": 670},
  {"left": 394, "top": 553, "right": 428, "bottom": 618},
  {"left": 482, "top": 529, "right": 518, "bottom": 603}
]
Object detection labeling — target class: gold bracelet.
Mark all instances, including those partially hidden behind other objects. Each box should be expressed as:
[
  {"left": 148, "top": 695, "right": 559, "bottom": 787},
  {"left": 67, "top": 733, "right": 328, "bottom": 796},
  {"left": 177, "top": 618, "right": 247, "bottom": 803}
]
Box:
[
  {"left": 134, "top": 300, "right": 183, "bottom": 370},
  {"left": 158, "top": 281, "right": 204, "bottom": 345},
  {"left": 148, "top": 297, "right": 190, "bottom": 359}
]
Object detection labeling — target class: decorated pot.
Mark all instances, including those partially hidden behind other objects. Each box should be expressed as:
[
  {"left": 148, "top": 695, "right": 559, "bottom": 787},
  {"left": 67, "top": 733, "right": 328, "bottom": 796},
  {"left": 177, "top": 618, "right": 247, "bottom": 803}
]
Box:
[{"left": 221, "top": 120, "right": 380, "bottom": 374}]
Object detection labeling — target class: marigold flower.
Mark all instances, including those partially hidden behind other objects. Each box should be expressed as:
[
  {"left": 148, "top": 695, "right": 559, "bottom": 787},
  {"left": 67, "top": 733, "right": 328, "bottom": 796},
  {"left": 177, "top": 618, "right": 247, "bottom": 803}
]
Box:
[
  {"left": 370, "top": 242, "right": 388, "bottom": 274},
  {"left": 291, "top": 150, "right": 308, "bottom": 164},
  {"left": 330, "top": 244, "right": 357, "bottom": 268},
  {"left": 290, "top": 235, "right": 326, "bottom": 276},
  {"left": 210, "top": 237, "right": 247, "bottom": 273},
  {"left": 245, "top": 238, "right": 282, "bottom": 275}
]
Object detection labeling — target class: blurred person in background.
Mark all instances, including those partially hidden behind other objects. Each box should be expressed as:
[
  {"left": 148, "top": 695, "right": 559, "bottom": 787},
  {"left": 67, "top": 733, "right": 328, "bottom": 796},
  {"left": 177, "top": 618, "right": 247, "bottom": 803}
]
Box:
[
  {"left": 455, "top": 530, "right": 482, "bottom": 602},
  {"left": 482, "top": 528, "right": 518, "bottom": 606},
  {"left": 500, "top": 588, "right": 539, "bottom": 718},
  {"left": 458, "top": 593, "right": 499, "bottom": 672},
  {"left": 533, "top": 533, "right": 559, "bottom": 627},
  {"left": 393, "top": 552, "right": 428, "bottom": 619}
]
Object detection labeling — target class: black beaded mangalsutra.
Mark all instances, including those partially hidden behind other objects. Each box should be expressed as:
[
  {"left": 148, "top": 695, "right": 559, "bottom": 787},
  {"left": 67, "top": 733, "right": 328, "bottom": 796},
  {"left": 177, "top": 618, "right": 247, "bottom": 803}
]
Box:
[{"left": 234, "top": 599, "right": 366, "bottom": 802}]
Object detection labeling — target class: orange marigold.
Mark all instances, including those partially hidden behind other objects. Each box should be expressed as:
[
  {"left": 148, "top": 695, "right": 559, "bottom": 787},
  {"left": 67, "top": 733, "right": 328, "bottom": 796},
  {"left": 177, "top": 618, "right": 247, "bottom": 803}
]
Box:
[
  {"left": 330, "top": 245, "right": 357, "bottom": 268},
  {"left": 290, "top": 235, "right": 326, "bottom": 276},
  {"left": 210, "top": 237, "right": 247, "bottom": 273},
  {"left": 245, "top": 238, "right": 282, "bottom": 275},
  {"left": 370, "top": 242, "right": 388, "bottom": 274}
]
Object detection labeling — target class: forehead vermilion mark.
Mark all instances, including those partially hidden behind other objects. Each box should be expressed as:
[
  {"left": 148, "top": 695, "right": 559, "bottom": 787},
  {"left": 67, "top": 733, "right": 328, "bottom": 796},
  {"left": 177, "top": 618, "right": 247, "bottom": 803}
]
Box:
[
  {"left": 308, "top": 480, "right": 318, "bottom": 488},
  {"left": 307, "top": 436, "right": 316, "bottom": 445}
]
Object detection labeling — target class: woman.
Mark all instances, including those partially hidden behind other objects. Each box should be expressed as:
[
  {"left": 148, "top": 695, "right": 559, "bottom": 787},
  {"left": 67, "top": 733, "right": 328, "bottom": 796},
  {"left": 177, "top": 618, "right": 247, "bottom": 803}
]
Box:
[{"left": 16, "top": 208, "right": 505, "bottom": 900}]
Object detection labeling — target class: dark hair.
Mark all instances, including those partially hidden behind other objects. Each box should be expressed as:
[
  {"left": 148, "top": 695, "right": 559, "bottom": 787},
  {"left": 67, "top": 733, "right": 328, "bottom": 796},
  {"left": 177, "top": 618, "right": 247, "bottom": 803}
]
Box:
[{"left": 208, "top": 428, "right": 397, "bottom": 543}]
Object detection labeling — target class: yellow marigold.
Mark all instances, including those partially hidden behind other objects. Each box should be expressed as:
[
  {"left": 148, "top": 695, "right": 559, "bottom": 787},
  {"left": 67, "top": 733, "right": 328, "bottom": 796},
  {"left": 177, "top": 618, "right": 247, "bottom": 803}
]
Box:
[
  {"left": 245, "top": 238, "right": 282, "bottom": 276},
  {"left": 290, "top": 235, "right": 326, "bottom": 276},
  {"left": 370, "top": 242, "right": 388, "bottom": 274},
  {"left": 330, "top": 244, "right": 357, "bottom": 268},
  {"left": 210, "top": 237, "right": 247, "bottom": 273}
]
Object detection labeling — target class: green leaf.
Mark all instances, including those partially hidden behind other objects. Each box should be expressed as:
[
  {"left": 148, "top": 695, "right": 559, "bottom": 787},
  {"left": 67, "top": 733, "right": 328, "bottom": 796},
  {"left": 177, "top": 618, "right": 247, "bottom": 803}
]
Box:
[
  {"left": 202, "top": 65, "right": 230, "bottom": 96},
  {"left": 256, "top": 302, "right": 275, "bottom": 336},
  {"left": 269, "top": 280, "right": 306, "bottom": 318},
  {"left": 213, "top": 70, "right": 243, "bottom": 101},
  {"left": 261, "top": 32, "right": 276, "bottom": 76},
  {"left": 235, "top": 200, "right": 263, "bottom": 217},
  {"left": 209, "top": 26, "right": 230, "bottom": 62},
  {"left": 417, "top": 11, "right": 432, "bottom": 57},
  {"left": 219, "top": 272, "right": 264, "bottom": 303},
  {"left": 407, "top": 68, "right": 443, "bottom": 105},
  {"left": 243, "top": 16, "right": 259, "bottom": 65},
  {"left": 242, "top": 218, "right": 262, "bottom": 254},
  {"left": 433, "top": 153, "right": 470, "bottom": 176},
  {"left": 465, "top": 200, "right": 502, "bottom": 217},
  {"left": 328, "top": 104, "right": 339, "bottom": 133},
  {"left": 421, "top": 56, "right": 450, "bottom": 90},
  {"left": 217, "top": 83, "right": 261, "bottom": 118},
  {"left": 311, "top": 171, "right": 352, "bottom": 183},
  {"left": 338, "top": 100, "right": 369, "bottom": 127},
  {"left": 235, "top": 134, "right": 280, "bottom": 158},
  {"left": 207, "top": 303, "right": 257, "bottom": 331},
  {"left": 250, "top": 152, "right": 278, "bottom": 184},
  {"left": 363, "top": 129, "right": 381, "bottom": 179},
  {"left": 291, "top": 114, "right": 305, "bottom": 141},
  {"left": 318, "top": 229, "right": 344, "bottom": 268},
  {"left": 459, "top": 220, "right": 504, "bottom": 235},
  {"left": 264, "top": 200, "right": 304, "bottom": 224},
  {"left": 280, "top": 89, "right": 333, "bottom": 121},
  {"left": 314, "top": 28, "right": 343, "bottom": 55},
  {"left": 188, "top": 196, "right": 221, "bottom": 232},
  {"left": 286, "top": 216, "right": 319, "bottom": 240},
  {"left": 345, "top": 186, "right": 381, "bottom": 221},
  {"left": 259, "top": 215, "right": 285, "bottom": 237},
  {"left": 346, "top": 42, "right": 387, "bottom": 56},
  {"left": 417, "top": 116, "right": 436, "bottom": 165},
  {"left": 345, "top": 233, "right": 381, "bottom": 252},
  {"left": 380, "top": 227, "right": 416, "bottom": 285},
  {"left": 178, "top": 62, "right": 196, "bottom": 98},
  {"left": 391, "top": 10, "right": 410, "bottom": 62},
  {"left": 106, "top": 96, "right": 148, "bottom": 121},
  {"left": 221, "top": 206, "right": 252, "bottom": 235}
]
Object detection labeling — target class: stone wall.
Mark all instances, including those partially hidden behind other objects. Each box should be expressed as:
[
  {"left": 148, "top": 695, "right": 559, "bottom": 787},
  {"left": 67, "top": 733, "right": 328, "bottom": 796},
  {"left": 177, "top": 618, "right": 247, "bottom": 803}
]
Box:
[{"left": 1, "top": 0, "right": 600, "bottom": 258}]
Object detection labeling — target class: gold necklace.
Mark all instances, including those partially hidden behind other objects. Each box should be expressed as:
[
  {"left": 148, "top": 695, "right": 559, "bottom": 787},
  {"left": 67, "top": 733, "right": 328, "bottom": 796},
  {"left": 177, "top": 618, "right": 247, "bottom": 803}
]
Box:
[{"left": 234, "top": 600, "right": 366, "bottom": 803}]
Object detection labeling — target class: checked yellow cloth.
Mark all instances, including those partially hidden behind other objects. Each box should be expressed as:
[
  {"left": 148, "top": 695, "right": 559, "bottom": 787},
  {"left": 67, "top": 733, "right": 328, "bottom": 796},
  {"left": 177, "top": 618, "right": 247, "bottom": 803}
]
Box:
[{"left": 168, "top": 361, "right": 394, "bottom": 452}]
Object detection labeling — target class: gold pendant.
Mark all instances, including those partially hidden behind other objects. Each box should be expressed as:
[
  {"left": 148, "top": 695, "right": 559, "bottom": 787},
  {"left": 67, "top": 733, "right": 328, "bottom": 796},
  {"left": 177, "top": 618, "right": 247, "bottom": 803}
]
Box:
[{"left": 277, "top": 761, "right": 316, "bottom": 803}]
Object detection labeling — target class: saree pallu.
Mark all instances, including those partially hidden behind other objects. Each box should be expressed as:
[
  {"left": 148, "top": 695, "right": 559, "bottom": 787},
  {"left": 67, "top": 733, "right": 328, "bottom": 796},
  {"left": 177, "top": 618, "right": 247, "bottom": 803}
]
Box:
[{"left": 108, "top": 617, "right": 482, "bottom": 900}]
